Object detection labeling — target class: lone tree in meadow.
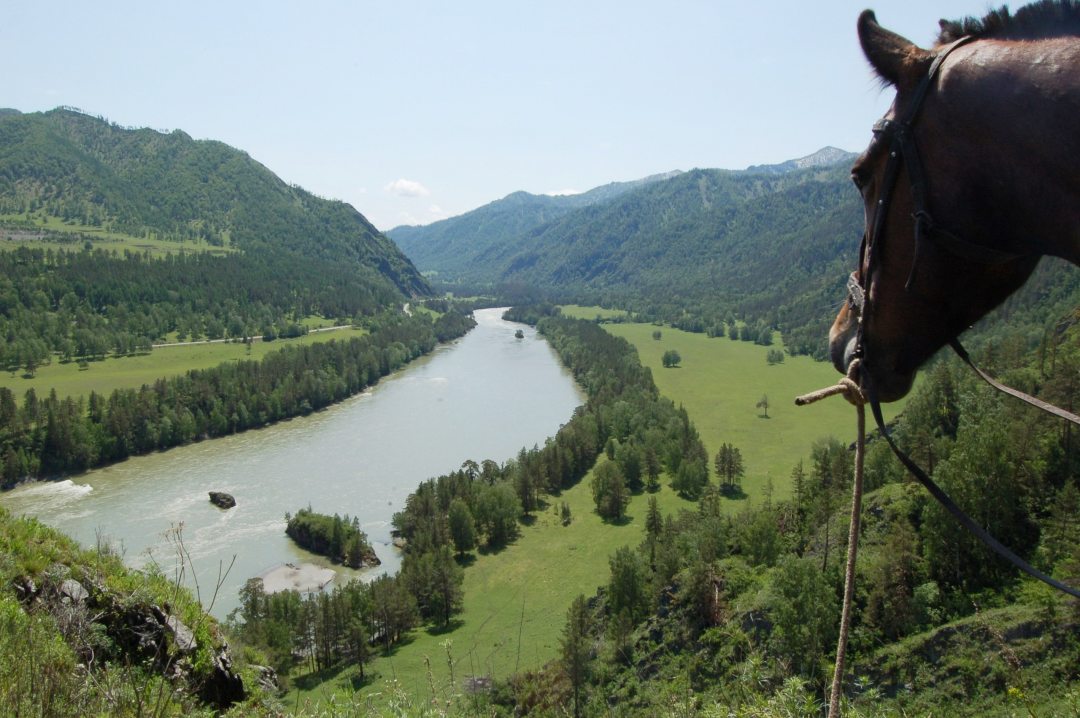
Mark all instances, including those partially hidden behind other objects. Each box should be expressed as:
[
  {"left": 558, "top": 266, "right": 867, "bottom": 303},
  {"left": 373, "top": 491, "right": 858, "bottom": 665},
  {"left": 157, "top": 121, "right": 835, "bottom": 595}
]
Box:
[
  {"left": 662, "top": 349, "right": 682, "bottom": 368},
  {"left": 757, "top": 394, "right": 770, "bottom": 418}
]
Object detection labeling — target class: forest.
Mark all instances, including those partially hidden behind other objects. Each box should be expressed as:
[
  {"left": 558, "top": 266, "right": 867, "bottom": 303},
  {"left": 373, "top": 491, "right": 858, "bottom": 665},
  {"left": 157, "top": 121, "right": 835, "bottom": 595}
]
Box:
[{"left": 0, "top": 245, "right": 410, "bottom": 373}]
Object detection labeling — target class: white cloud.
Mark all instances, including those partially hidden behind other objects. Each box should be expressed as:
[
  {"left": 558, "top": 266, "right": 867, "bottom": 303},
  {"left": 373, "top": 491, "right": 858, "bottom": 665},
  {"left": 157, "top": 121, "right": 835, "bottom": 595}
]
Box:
[
  {"left": 545, "top": 188, "right": 582, "bottom": 196},
  {"left": 385, "top": 178, "right": 431, "bottom": 198},
  {"left": 398, "top": 210, "right": 424, "bottom": 226},
  {"left": 428, "top": 204, "right": 447, "bottom": 219}
]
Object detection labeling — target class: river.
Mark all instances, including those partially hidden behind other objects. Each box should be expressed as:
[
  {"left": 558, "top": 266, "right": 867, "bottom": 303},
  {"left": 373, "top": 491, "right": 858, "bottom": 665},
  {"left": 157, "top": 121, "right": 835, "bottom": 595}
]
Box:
[{"left": 0, "top": 308, "right": 583, "bottom": 619}]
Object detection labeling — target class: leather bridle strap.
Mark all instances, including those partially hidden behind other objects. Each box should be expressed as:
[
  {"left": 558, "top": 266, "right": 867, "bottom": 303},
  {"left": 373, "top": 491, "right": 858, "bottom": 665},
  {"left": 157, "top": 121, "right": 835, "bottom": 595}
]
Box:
[
  {"left": 950, "top": 338, "right": 1080, "bottom": 425},
  {"left": 868, "top": 392, "right": 1080, "bottom": 598}
]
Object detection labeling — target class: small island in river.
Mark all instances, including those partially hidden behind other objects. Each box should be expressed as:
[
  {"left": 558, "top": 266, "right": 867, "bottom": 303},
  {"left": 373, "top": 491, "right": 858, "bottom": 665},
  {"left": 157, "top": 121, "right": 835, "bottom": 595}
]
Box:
[{"left": 285, "top": 507, "right": 381, "bottom": 569}]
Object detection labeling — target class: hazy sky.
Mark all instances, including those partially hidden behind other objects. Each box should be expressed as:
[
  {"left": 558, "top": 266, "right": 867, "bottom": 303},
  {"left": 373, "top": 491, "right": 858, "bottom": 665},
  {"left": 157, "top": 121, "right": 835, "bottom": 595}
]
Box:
[{"left": 6, "top": 1, "right": 988, "bottom": 231}]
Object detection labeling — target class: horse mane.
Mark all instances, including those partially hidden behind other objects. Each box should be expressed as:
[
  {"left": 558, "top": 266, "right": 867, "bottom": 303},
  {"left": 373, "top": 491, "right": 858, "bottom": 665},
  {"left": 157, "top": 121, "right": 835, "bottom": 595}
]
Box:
[{"left": 938, "top": 0, "right": 1080, "bottom": 43}]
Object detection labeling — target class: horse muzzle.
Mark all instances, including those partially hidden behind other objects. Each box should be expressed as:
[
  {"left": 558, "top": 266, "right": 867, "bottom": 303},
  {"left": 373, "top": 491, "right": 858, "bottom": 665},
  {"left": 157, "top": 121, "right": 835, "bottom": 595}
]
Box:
[{"left": 829, "top": 305, "right": 915, "bottom": 402}]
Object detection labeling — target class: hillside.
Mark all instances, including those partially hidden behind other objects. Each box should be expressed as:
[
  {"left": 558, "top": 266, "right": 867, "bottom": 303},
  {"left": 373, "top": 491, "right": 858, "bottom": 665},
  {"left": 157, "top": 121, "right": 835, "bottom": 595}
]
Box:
[
  {"left": 0, "top": 108, "right": 430, "bottom": 371},
  {"left": 388, "top": 171, "right": 682, "bottom": 280},
  {"left": 0, "top": 107, "right": 426, "bottom": 296}
]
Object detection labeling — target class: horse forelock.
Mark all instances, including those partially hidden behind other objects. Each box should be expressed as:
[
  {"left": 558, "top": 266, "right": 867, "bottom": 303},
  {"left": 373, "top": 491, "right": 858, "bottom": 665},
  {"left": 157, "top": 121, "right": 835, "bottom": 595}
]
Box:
[{"left": 938, "top": 0, "right": 1080, "bottom": 44}]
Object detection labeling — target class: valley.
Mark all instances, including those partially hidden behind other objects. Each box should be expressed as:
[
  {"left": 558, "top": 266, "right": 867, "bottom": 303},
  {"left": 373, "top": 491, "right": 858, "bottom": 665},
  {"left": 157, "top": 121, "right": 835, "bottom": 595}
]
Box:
[{"left": 2, "top": 95, "right": 1079, "bottom": 718}]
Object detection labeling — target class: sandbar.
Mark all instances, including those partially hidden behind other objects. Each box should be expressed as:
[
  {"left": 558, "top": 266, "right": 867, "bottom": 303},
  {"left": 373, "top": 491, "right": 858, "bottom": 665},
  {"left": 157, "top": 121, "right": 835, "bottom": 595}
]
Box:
[{"left": 258, "top": 562, "right": 336, "bottom": 594}]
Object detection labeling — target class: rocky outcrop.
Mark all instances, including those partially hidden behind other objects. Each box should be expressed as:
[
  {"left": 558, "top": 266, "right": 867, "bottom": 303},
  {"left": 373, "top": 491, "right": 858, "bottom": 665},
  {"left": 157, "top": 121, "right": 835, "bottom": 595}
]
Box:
[
  {"left": 209, "top": 491, "right": 236, "bottom": 509},
  {"left": 12, "top": 564, "right": 246, "bottom": 710}
]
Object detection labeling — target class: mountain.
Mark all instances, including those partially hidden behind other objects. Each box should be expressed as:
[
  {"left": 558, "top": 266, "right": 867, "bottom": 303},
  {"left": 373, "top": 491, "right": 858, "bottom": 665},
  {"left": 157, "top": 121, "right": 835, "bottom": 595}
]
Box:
[
  {"left": 388, "top": 171, "right": 682, "bottom": 280},
  {"left": 744, "top": 146, "right": 856, "bottom": 174},
  {"left": 0, "top": 107, "right": 427, "bottom": 297}
]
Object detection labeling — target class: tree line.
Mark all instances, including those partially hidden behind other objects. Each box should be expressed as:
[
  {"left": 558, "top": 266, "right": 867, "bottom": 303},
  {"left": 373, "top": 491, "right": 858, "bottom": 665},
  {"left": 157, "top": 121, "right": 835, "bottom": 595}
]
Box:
[
  {"left": 0, "top": 310, "right": 475, "bottom": 485},
  {"left": 0, "top": 245, "right": 410, "bottom": 374}
]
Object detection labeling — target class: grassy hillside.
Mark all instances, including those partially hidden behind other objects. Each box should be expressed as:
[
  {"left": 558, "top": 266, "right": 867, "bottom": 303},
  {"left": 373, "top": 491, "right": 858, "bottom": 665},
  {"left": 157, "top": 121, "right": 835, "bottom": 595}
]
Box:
[
  {"left": 0, "top": 507, "right": 272, "bottom": 715},
  {"left": 0, "top": 214, "right": 235, "bottom": 257}
]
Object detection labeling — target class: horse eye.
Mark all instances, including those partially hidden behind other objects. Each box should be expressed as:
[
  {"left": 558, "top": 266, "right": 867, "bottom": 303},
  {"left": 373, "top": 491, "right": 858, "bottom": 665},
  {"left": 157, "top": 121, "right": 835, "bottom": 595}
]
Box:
[{"left": 850, "top": 172, "right": 865, "bottom": 190}]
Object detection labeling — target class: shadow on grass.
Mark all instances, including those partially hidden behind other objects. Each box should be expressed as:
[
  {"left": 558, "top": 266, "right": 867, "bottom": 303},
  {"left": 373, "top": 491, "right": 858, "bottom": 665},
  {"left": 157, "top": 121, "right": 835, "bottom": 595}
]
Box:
[
  {"left": 720, "top": 485, "right": 748, "bottom": 501},
  {"left": 477, "top": 536, "right": 519, "bottom": 557},
  {"left": 292, "top": 663, "right": 356, "bottom": 692},
  {"left": 425, "top": 619, "right": 464, "bottom": 637},
  {"left": 455, "top": 553, "right": 477, "bottom": 568}
]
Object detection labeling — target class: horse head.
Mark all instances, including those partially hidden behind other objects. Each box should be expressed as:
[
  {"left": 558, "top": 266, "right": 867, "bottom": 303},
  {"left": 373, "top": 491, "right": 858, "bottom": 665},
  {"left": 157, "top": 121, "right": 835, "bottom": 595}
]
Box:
[{"left": 827, "top": 9, "right": 1079, "bottom": 402}]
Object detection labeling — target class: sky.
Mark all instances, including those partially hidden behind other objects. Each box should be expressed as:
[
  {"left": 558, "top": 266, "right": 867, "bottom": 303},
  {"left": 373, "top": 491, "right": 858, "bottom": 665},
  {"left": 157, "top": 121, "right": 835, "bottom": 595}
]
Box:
[{"left": 5, "top": 0, "right": 991, "bottom": 231}]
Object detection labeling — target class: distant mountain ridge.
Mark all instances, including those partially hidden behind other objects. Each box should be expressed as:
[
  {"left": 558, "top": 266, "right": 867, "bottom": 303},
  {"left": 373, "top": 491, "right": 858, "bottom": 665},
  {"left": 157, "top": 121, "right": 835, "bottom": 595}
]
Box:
[
  {"left": 0, "top": 107, "right": 427, "bottom": 297},
  {"left": 388, "top": 171, "right": 682, "bottom": 279},
  {"left": 744, "top": 146, "right": 856, "bottom": 175}
]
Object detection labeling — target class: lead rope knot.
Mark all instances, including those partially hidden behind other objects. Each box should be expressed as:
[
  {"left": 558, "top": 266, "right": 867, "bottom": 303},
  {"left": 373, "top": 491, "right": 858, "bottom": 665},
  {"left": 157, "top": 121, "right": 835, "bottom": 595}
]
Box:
[
  {"left": 795, "top": 358, "right": 866, "bottom": 718},
  {"left": 795, "top": 359, "right": 866, "bottom": 408}
]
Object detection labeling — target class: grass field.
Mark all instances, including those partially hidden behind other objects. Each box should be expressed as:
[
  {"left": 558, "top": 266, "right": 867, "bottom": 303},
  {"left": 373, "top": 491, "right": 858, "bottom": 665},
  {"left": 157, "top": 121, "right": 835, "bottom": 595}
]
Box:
[
  {"left": 0, "top": 328, "right": 359, "bottom": 400},
  {"left": 560, "top": 311, "right": 906, "bottom": 503},
  {"left": 1, "top": 214, "right": 234, "bottom": 257}
]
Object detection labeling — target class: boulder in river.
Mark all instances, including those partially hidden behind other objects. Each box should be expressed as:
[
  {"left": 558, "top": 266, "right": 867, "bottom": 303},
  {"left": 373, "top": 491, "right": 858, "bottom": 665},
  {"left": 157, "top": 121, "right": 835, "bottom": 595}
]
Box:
[{"left": 208, "top": 491, "right": 236, "bottom": 509}]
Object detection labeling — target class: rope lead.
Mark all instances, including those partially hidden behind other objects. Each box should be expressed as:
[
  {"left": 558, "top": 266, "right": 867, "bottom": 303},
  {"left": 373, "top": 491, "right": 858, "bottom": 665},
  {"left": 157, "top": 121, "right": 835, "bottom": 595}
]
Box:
[{"left": 795, "top": 360, "right": 866, "bottom": 718}]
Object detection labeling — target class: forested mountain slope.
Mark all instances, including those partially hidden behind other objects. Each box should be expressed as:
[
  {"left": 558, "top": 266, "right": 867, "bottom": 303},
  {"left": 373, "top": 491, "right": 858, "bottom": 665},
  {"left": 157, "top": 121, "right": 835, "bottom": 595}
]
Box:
[
  {"left": 0, "top": 108, "right": 429, "bottom": 367},
  {"left": 389, "top": 171, "right": 681, "bottom": 280},
  {"left": 0, "top": 107, "right": 426, "bottom": 295}
]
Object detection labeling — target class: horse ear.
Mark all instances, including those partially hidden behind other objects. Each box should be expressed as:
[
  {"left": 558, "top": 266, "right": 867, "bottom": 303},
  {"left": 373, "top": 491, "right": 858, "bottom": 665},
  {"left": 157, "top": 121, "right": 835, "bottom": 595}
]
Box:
[{"left": 858, "top": 10, "right": 931, "bottom": 87}]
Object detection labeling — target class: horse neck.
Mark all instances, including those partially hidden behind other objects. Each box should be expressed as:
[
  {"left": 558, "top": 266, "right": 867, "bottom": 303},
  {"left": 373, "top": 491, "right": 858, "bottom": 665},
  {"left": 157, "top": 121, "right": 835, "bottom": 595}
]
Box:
[{"left": 942, "top": 39, "right": 1080, "bottom": 264}]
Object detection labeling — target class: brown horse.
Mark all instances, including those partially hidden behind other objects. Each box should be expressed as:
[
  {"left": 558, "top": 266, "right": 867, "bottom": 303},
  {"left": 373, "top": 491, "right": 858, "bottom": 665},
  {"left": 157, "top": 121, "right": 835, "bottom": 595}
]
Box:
[{"left": 830, "top": 3, "right": 1080, "bottom": 402}]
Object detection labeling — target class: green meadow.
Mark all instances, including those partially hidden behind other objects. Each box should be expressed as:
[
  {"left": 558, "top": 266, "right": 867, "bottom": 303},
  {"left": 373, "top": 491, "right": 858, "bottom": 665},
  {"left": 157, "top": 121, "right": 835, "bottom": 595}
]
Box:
[
  {"left": 1, "top": 214, "right": 235, "bottom": 257},
  {"left": 0, "top": 328, "right": 358, "bottom": 401},
  {"left": 558, "top": 311, "right": 905, "bottom": 504}
]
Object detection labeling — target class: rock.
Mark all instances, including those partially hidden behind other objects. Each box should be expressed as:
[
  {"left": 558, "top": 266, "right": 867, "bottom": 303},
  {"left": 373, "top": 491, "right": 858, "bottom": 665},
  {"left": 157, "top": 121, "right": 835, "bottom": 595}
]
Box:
[
  {"left": 199, "top": 644, "right": 246, "bottom": 707},
  {"left": 165, "top": 614, "right": 197, "bottom": 653},
  {"left": 59, "top": 578, "right": 89, "bottom": 605},
  {"left": 208, "top": 491, "right": 236, "bottom": 509},
  {"left": 250, "top": 664, "right": 280, "bottom": 694},
  {"left": 12, "top": 575, "right": 37, "bottom": 603}
]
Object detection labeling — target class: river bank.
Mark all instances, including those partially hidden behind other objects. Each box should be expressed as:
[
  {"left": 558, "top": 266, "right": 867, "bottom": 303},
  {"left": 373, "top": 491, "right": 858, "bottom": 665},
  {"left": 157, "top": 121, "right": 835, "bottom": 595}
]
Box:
[{"left": 0, "top": 309, "right": 584, "bottom": 619}]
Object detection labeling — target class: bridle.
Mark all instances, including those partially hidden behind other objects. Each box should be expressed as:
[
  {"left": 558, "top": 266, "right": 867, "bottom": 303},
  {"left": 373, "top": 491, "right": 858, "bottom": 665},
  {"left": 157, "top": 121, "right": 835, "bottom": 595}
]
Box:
[
  {"left": 845, "top": 35, "right": 1021, "bottom": 352},
  {"left": 846, "top": 36, "right": 1080, "bottom": 598}
]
